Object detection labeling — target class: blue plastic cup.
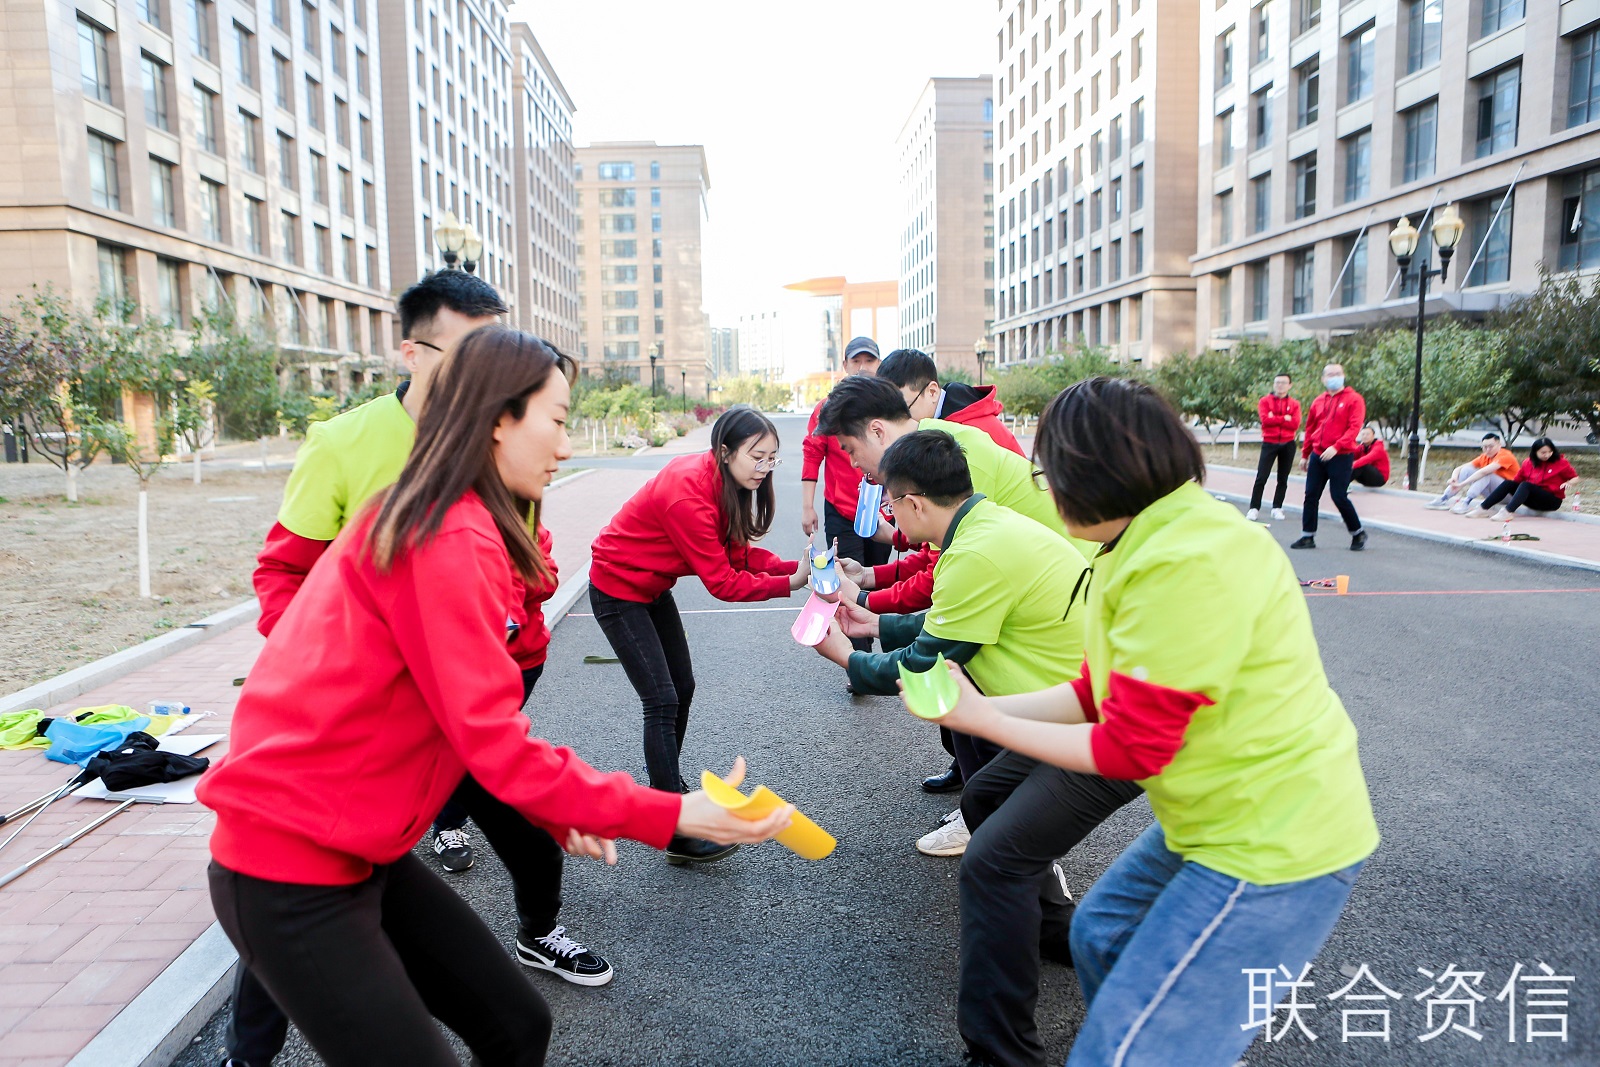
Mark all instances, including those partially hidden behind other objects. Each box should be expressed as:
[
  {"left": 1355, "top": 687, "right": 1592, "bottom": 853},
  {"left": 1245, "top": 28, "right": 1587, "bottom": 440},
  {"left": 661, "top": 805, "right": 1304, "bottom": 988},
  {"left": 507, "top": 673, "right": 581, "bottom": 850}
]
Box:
[{"left": 854, "top": 479, "right": 883, "bottom": 538}]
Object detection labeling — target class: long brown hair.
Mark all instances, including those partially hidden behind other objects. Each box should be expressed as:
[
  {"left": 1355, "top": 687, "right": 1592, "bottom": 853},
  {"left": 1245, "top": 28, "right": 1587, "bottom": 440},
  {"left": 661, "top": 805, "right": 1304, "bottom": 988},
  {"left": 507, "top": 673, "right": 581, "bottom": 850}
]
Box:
[
  {"left": 712, "top": 405, "right": 778, "bottom": 546},
  {"left": 367, "top": 325, "right": 574, "bottom": 581}
]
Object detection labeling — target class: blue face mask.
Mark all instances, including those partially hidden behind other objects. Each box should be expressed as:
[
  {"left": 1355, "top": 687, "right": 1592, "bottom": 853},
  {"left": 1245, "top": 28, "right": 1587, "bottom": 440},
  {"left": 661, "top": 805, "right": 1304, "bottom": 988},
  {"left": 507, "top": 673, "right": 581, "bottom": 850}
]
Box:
[{"left": 1324, "top": 376, "right": 1345, "bottom": 392}]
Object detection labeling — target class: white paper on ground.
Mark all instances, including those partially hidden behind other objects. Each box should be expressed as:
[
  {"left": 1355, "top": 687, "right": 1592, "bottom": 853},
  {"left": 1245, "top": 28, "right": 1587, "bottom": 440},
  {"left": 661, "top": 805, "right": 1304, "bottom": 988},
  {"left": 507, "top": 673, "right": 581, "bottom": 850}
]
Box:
[{"left": 76, "top": 733, "right": 226, "bottom": 804}]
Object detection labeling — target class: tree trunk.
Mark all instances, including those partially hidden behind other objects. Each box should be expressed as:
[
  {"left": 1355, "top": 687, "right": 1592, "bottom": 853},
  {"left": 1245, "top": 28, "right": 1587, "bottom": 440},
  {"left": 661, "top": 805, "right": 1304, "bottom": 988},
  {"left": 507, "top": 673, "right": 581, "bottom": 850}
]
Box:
[
  {"left": 1232, "top": 424, "right": 1241, "bottom": 461},
  {"left": 137, "top": 485, "right": 151, "bottom": 598},
  {"left": 65, "top": 463, "right": 78, "bottom": 504},
  {"left": 1420, "top": 440, "right": 1431, "bottom": 489},
  {"left": 192, "top": 448, "right": 202, "bottom": 485},
  {"left": 260, "top": 436, "right": 269, "bottom": 470}
]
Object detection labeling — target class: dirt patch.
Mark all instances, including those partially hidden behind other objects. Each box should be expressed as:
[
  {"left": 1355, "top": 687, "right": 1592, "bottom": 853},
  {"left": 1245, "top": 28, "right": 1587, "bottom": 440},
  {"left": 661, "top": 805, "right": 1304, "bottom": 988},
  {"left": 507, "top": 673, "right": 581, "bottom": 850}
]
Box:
[{"left": 0, "top": 452, "right": 290, "bottom": 694}]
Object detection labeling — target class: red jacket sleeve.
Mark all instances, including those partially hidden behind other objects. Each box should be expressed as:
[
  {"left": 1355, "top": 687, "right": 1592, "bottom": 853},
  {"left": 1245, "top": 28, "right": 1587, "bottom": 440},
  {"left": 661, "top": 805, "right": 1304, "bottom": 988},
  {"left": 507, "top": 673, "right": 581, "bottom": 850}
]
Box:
[
  {"left": 867, "top": 550, "right": 937, "bottom": 614},
  {"left": 1289, "top": 398, "right": 1302, "bottom": 431},
  {"left": 1258, "top": 396, "right": 1273, "bottom": 426},
  {"left": 506, "top": 525, "right": 558, "bottom": 668},
  {"left": 254, "top": 522, "right": 332, "bottom": 637},
  {"left": 661, "top": 498, "right": 794, "bottom": 602},
  {"left": 391, "top": 527, "right": 681, "bottom": 848},
  {"left": 1351, "top": 444, "right": 1375, "bottom": 469},
  {"left": 871, "top": 546, "right": 935, "bottom": 589},
  {"left": 1070, "top": 659, "right": 1096, "bottom": 722},
  {"left": 802, "top": 402, "right": 826, "bottom": 482},
  {"left": 1335, "top": 393, "right": 1366, "bottom": 453},
  {"left": 738, "top": 544, "right": 800, "bottom": 577},
  {"left": 1301, "top": 398, "right": 1319, "bottom": 458},
  {"left": 1088, "top": 670, "right": 1214, "bottom": 780}
]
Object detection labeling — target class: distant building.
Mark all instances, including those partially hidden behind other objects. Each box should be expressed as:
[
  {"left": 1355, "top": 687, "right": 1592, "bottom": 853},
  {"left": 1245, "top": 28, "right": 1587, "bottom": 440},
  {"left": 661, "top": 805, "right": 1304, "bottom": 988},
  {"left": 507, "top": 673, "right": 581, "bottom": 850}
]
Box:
[
  {"left": 710, "top": 325, "right": 740, "bottom": 379},
  {"left": 784, "top": 276, "right": 900, "bottom": 371},
  {"left": 897, "top": 77, "right": 995, "bottom": 377},
  {"left": 508, "top": 24, "right": 579, "bottom": 355},
  {"left": 733, "top": 294, "right": 833, "bottom": 383},
  {"left": 575, "top": 142, "right": 711, "bottom": 392}
]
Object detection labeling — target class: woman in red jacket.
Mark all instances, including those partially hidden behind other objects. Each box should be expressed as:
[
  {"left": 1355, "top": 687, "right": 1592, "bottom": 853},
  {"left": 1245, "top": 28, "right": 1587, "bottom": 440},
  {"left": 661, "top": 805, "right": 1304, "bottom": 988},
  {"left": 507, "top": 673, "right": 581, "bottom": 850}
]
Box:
[
  {"left": 199, "top": 328, "right": 790, "bottom": 1067},
  {"left": 589, "top": 405, "right": 808, "bottom": 865},
  {"left": 1469, "top": 436, "right": 1581, "bottom": 518}
]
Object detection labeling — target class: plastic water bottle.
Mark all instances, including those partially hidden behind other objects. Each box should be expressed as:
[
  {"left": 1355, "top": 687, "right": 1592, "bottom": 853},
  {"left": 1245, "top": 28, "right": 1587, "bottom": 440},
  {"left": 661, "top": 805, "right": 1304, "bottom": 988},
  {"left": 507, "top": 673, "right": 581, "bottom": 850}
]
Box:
[
  {"left": 1500, "top": 521, "right": 1511, "bottom": 543},
  {"left": 1570, "top": 492, "right": 1583, "bottom": 514},
  {"left": 149, "top": 700, "right": 190, "bottom": 716}
]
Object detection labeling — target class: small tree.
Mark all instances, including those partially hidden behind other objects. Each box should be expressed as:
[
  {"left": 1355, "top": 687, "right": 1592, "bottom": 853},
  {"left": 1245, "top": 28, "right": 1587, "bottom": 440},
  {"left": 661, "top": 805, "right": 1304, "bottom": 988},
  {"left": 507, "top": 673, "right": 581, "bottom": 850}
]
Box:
[
  {"left": 1492, "top": 270, "right": 1600, "bottom": 443},
  {"left": 189, "top": 304, "right": 281, "bottom": 442},
  {"left": 8, "top": 289, "right": 114, "bottom": 501},
  {"left": 171, "top": 380, "right": 217, "bottom": 484}
]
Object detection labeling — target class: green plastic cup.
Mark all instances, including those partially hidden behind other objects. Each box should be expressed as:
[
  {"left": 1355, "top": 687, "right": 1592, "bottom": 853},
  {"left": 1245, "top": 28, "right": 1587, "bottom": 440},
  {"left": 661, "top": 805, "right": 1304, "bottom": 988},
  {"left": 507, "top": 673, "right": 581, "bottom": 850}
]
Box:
[{"left": 898, "top": 653, "right": 960, "bottom": 720}]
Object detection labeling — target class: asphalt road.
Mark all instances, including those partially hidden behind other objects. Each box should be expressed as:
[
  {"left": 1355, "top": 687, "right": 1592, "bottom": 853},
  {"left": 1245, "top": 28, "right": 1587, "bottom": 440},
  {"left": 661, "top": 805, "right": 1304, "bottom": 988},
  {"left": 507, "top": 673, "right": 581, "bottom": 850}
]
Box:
[{"left": 175, "top": 414, "right": 1598, "bottom": 1066}]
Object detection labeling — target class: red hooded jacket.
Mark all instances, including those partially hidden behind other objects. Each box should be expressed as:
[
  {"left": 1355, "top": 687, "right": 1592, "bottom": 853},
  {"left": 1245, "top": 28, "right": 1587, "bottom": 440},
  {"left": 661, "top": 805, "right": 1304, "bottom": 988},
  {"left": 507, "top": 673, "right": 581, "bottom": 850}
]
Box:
[
  {"left": 590, "top": 450, "right": 798, "bottom": 604},
  {"left": 1258, "top": 394, "right": 1302, "bottom": 444},
  {"left": 803, "top": 397, "right": 862, "bottom": 519},
  {"left": 1352, "top": 438, "right": 1390, "bottom": 480},
  {"left": 1303, "top": 387, "right": 1366, "bottom": 458},
  {"left": 938, "top": 384, "right": 1025, "bottom": 456}
]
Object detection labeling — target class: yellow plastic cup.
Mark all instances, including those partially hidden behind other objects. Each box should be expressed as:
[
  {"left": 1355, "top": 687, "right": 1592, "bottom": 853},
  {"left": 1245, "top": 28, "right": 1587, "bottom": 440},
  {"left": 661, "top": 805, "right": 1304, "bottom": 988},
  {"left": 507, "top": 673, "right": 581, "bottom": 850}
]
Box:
[
  {"left": 699, "top": 770, "right": 837, "bottom": 861},
  {"left": 1336, "top": 574, "right": 1350, "bottom": 595}
]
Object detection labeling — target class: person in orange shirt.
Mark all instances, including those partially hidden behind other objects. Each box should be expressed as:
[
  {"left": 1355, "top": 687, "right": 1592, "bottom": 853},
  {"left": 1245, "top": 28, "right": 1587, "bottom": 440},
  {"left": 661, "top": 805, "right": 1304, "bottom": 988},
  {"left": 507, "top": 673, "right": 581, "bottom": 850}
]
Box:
[{"left": 1422, "top": 432, "right": 1520, "bottom": 513}]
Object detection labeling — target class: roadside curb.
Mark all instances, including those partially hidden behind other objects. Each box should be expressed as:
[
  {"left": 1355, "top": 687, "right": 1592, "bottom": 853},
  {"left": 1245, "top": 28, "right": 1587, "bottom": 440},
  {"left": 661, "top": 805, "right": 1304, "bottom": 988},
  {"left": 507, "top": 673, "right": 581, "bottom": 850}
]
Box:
[
  {"left": 1207, "top": 487, "right": 1600, "bottom": 575},
  {"left": 0, "top": 599, "right": 261, "bottom": 717}
]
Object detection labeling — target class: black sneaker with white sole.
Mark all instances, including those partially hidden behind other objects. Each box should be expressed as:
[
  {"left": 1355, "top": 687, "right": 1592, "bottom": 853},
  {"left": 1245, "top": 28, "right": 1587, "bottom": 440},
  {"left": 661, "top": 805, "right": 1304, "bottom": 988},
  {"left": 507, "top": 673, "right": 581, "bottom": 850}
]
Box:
[
  {"left": 432, "top": 828, "right": 473, "bottom": 872},
  {"left": 516, "top": 924, "right": 614, "bottom": 986}
]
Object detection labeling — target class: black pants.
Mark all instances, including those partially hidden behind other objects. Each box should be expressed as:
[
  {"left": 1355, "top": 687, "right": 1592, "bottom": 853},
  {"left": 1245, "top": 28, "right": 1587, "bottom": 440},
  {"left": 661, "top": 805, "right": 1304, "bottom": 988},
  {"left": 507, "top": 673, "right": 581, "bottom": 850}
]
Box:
[
  {"left": 591, "top": 586, "right": 696, "bottom": 793},
  {"left": 825, "top": 501, "right": 891, "bottom": 652},
  {"left": 1249, "top": 440, "right": 1296, "bottom": 510},
  {"left": 1302, "top": 452, "right": 1362, "bottom": 535},
  {"left": 211, "top": 855, "right": 552, "bottom": 1067},
  {"left": 957, "top": 751, "right": 1146, "bottom": 1067},
  {"left": 231, "top": 667, "right": 560, "bottom": 1065},
  {"left": 1481, "top": 480, "right": 1562, "bottom": 513},
  {"left": 1351, "top": 466, "right": 1387, "bottom": 488}
]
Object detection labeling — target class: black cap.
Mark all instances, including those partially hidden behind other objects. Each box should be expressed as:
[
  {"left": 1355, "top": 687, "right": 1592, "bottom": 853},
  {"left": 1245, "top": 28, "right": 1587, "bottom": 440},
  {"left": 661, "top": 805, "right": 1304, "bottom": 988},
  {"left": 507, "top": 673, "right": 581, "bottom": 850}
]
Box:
[{"left": 844, "top": 336, "right": 880, "bottom": 361}]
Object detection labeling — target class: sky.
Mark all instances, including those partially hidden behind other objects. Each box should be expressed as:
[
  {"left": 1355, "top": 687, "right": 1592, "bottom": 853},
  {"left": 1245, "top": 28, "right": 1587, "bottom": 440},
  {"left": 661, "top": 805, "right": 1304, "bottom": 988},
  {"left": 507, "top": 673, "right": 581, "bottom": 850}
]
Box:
[{"left": 506, "top": 1, "right": 993, "bottom": 322}]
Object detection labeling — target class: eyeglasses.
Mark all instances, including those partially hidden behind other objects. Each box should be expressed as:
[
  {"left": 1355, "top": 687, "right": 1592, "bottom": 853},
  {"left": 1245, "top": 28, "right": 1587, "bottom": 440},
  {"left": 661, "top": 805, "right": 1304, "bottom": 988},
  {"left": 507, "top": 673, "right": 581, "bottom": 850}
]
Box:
[
  {"left": 753, "top": 457, "right": 783, "bottom": 473},
  {"left": 1032, "top": 470, "right": 1052, "bottom": 492},
  {"left": 886, "top": 491, "right": 921, "bottom": 513},
  {"left": 410, "top": 338, "right": 444, "bottom": 353}
]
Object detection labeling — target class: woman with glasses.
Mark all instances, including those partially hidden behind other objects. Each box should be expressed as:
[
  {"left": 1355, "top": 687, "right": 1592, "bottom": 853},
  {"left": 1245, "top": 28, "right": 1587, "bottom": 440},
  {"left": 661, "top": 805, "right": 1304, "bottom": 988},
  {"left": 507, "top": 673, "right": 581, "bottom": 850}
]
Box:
[{"left": 589, "top": 405, "right": 809, "bottom": 865}]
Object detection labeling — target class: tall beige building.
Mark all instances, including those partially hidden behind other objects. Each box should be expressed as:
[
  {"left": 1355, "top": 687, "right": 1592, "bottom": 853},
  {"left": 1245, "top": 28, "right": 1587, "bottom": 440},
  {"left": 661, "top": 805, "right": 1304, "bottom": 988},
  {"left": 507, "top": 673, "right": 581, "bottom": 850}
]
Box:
[
  {"left": 575, "top": 142, "right": 710, "bottom": 392},
  {"left": 377, "top": 0, "right": 518, "bottom": 304},
  {"left": 1192, "top": 0, "right": 1600, "bottom": 345},
  {"left": 991, "top": 0, "right": 1201, "bottom": 367},
  {"left": 509, "top": 24, "right": 579, "bottom": 354},
  {"left": 0, "top": 0, "right": 397, "bottom": 394},
  {"left": 896, "top": 77, "right": 995, "bottom": 378}
]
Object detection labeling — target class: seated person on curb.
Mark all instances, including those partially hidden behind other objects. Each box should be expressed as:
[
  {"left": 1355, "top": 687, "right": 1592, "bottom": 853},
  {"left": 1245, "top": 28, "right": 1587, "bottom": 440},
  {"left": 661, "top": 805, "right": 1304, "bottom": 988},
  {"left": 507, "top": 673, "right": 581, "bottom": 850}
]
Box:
[
  {"left": 1350, "top": 425, "right": 1390, "bottom": 487},
  {"left": 816, "top": 376, "right": 1095, "bottom": 800},
  {"left": 809, "top": 430, "right": 1143, "bottom": 1067},
  {"left": 1424, "top": 432, "right": 1520, "bottom": 513},
  {"left": 877, "top": 348, "right": 1026, "bottom": 456},
  {"left": 1466, "top": 436, "right": 1581, "bottom": 519}
]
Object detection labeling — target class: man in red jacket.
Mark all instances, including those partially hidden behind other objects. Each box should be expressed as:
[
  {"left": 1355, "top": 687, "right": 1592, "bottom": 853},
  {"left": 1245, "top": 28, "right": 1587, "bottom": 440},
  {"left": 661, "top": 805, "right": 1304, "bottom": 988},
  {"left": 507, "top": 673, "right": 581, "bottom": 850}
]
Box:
[
  {"left": 1247, "top": 371, "right": 1300, "bottom": 521},
  {"left": 877, "top": 348, "right": 1026, "bottom": 457},
  {"left": 1291, "top": 363, "right": 1369, "bottom": 551},
  {"left": 803, "top": 336, "right": 890, "bottom": 651},
  {"left": 1351, "top": 425, "right": 1391, "bottom": 487}
]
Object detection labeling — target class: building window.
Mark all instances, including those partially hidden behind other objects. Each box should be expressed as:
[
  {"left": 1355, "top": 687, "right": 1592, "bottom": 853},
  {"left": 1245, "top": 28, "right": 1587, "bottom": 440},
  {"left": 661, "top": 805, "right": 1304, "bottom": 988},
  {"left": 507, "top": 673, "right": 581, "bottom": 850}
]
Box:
[
  {"left": 1342, "top": 128, "right": 1371, "bottom": 202},
  {"left": 1407, "top": 0, "right": 1442, "bottom": 74},
  {"left": 1217, "top": 27, "right": 1235, "bottom": 88},
  {"left": 1091, "top": 189, "right": 1103, "bottom": 230},
  {"left": 653, "top": 238, "right": 662, "bottom": 258},
  {"left": 87, "top": 132, "right": 120, "bottom": 210},
  {"left": 330, "top": 27, "right": 344, "bottom": 77},
  {"left": 362, "top": 179, "right": 375, "bottom": 226},
  {"left": 156, "top": 257, "right": 183, "bottom": 324},
  {"left": 1130, "top": 98, "right": 1145, "bottom": 145},
  {"left": 1291, "top": 246, "right": 1315, "bottom": 314},
  {"left": 1481, "top": 0, "right": 1524, "bottom": 37},
  {"left": 310, "top": 151, "right": 327, "bottom": 204},
  {"left": 141, "top": 56, "right": 170, "bottom": 131},
  {"left": 1344, "top": 23, "right": 1375, "bottom": 104},
  {"left": 1293, "top": 152, "right": 1317, "bottom": 218},
  {"left": 355, "top": 48, "right": 370, "bottom": 98},
  {"left": 199, "top": 178, "right": 224, "bottom": 241},
  {"left": 312, "top": 223, "right": 329, "bottom": 276},
  {"left": 280, "top": 211, "right": 299, "bottom": 263},
  {"left": 272, "top": 0, "right": 287, "bottom": 29},
  {"left": 359, "top": 115, "right": 372, "bottom": 161},
  {"left": 1250, "top": 174, "right": 1271, "bottom": 234},
  {"left": 1402, "top": 100, "right": 1437, "bottom": 182},
  {"left": 600, "top": 240, "right": 637, "bottom": 258},
  {"left": 1475, "top": 65, "right": 1520, "bottom": 157},
  {"left": 1253, "top": 0, "right": 1275, "bottom": 64},
  {"left": 243, "top": 195, "right": 264, "bottom": 253},
  {"left": 302, "top": 1, "right": 319, "bottom": 54},
  {"left": 79, "top": 19, "right": 113, "bottom": 103},
  {"left": 1559, "top": 168, "right": 1600, "bottom": 270},
  {"left": 235, "top": 23, "right": 255, "bottom": 87},
  {"left": 1109, "top": 117, "right": 1122, "bottom": 159},
  {"left": 1338, "top": 231, "right": 1367, "bottom": 307},
  {"left": 274, "top": 53, "right": 292, "bottom": 110},
  {"left": 1217, "top": 108, "right": 1235, "bottom": 167},
  {"left": 149, "top": 157, "right": 176, "bottom": 226},
  {"left": 1295, "top": 57, "right": 1319, "bottom": 128},
  {"left": 1216, "top": 270, "right": 1232, "bottom": 327},
  {"left": 600, "top": 214, "right": 636, "bottom": 234},
  {"left": 1110, "top": 239, "right": 1122, "bottom": 282},
  {"left": 1570, "top": 29, "right": 1600, "bottom": 128},
  {"left": 1252, "top": 85, "right": 1274, "bottom": 150},
  {"left": 1461, "top": 192, "right": 1513, "bottom": 285},
  {"left": 1130, "top": 230, "right": 1144, "bottom": 273},
  {"left": 334, "top": 97, "right": 349, "bottom": 146},
  {"left": 598, "top": 161, "right": 635, "bottom": 180},
  {"left": 1111, "top": 178, "right": 1123, "bottom": 221},
  {"left": 599, "top": 189, "right": 636, "bottom": 207},
  {"left": 97, "top": 243, "right": 128, "bottom": 304},
  {"left": 306, "top": 76, "right": 323, "bottom": 129},
  {"left": 194, "top": 84, "right": 218, "bottom": 152},
  {"left": 1248, "top": 260, "right": 1270, "bottom": 322},
  {"left": 278, "top": 132, "right": 296, "bottom": 187},
  {"left": 652, "top": 212, "right": 662, "bottom": 232},
  {"left": 138, "top": 0, "right": 164, "bottom": 30},
  {"left": 1131, "top": 164, "right": 1144, "bottom": 211},
  {"left": 650, "top": 160, "right": 661, "bottom": 180},
  {"left": 603, "top": 316, "right": 640, "bottom": 336},
  {"left": 1296, "top": 0, "right": 1320, "bottom": 35},
  {"left": 191, "top": 0, "right": 214, "bottom": 62},
  {"left": 1218, "top": 189, "right": 1234, "bottom": 244},
  {"left": 238, "top": 109, "right": 260, "bottom": 172}
]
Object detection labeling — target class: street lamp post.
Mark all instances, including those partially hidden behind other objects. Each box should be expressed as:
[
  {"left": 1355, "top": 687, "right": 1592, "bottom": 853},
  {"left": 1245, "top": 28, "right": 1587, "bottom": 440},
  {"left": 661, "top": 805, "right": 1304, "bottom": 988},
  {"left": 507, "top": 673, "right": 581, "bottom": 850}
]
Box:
[
  {"left": 1387, "top": 204, "right": 1466, "bottom": 492},
  {"left": 973, "top": 338, "right": 991, "bottom": 387},
  {"left": 680, "top": 369, "right": 687, "bottom": 413},
  {"left": 648, "top": 343, "right": 660, "bottom": 397},
  {"left": 433, "top": 212, "right": 466, "bottom": 270}
]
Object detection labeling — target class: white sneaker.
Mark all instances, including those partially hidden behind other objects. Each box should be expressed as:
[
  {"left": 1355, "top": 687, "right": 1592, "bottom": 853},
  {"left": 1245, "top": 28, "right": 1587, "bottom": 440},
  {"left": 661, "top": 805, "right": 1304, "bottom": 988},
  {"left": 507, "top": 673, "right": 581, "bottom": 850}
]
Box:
[
  {"left": 1271, "top": 508, "right": 1286, "bottom": 521},
  {"left": 916, "top": 809, "right": 970, "bottom": 857},
  {"left": 1463, "top": 505, "right": 1489, "bottom": 518},
  {"left": 1245, "top": 508, "right": 1259, "bottom": 521},
  {"left": 1423, "top": 496, "right": 1454, "bottom": 510},
  {"left": 1450, "top": 500, "right": 1473, "bottom": 514},
  {"left": 1490, "top": 508, "right": 1511, "bottom": 521}
]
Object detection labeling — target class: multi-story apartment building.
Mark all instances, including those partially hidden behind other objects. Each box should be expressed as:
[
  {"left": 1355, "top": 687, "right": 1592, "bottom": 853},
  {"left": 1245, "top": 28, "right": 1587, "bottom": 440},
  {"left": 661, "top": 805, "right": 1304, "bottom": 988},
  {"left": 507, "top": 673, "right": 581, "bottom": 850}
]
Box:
[
  {"left": 1193, "top": 0, "right": 1600, "bottom": 345},
  {"left": 508, "top": 23, "right": 579, "bottom": 354},
  {"left": 377, "top": 0, "right": 518, "bottom": 305},
  {"left": 0, "top": 0, "right": 397, "bottom": 396},
  {"left": 710, "top": 325, "right": 740, "bottom": 380},
  {"left": 896, "top": 77, "right": 996, "bottom": 377},
  {"left": 575, "top": 142, "right": 711, "bottom": 392},
  {"left": 991, "top": 0, "right": 1201, "bottom": 367}
]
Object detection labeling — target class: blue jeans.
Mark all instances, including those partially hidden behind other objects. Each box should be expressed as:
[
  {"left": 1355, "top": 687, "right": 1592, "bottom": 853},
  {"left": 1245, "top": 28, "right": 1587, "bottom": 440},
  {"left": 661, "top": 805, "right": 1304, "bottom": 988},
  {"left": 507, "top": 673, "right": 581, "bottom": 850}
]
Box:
[{"left": 1067, "top": 823, "right": 1365, "bottom": 1067}]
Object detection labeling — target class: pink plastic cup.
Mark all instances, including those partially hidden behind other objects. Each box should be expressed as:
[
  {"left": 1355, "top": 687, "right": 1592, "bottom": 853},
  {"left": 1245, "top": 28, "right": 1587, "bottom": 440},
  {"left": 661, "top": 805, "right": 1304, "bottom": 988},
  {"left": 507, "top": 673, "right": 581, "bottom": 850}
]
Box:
[{"left": 791, "top": 593, "right": 840, "bottom": 646}]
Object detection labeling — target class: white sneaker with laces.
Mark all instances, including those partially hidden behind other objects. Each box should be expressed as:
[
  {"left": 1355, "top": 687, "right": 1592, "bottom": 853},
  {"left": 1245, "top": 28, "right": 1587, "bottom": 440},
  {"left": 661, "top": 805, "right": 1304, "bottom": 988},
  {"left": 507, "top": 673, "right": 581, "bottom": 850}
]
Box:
[
  {"left": 1490, "top": 508, "right": 1512, "bottom": 521},
  {"left": 916, "top": 809, "right": 970, "bottom": 857},
  {"left": 432, "top": 827, "right": 473, "bottom": 872},
  {"left": 1271, "top": 508, "right": 1287, "bottom": 521},
  {"left": 1423, "top": 496, "right": 1454, "bottom": 510},
  {"left": 1450, "top": 499, "right": 1473, "bottom": 514},
  {"left": 1245, "top": 508, "right": 1259, "bottom": 521},
  {"left": 1463, "top": 505, "right": 1490, "bottom": 518}
]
